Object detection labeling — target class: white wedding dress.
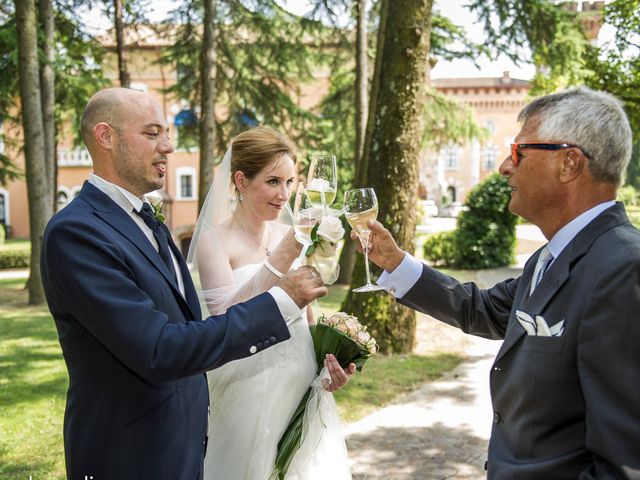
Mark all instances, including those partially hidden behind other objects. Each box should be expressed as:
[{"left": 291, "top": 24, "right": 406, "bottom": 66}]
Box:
[{"left": 203, "top": 263, "right": 351, "bottom": 480}]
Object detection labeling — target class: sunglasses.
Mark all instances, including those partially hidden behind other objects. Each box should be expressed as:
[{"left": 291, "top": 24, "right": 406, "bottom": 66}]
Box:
[{"left": 510, "top": 143, "right": 592, "bottom": 166}]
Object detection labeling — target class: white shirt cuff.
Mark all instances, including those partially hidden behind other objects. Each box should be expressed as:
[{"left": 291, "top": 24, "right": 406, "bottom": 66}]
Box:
[
  {"left": 377, "top": 253, "right": 423, "bottom": 298},
  {"left": 268, "top": 286, "right": 303, "bottom": 326}
]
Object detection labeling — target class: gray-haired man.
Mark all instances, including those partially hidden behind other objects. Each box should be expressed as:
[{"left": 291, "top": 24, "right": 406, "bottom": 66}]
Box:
[{"left": 365, "top": 87, "right": 640, "bottom": 478}]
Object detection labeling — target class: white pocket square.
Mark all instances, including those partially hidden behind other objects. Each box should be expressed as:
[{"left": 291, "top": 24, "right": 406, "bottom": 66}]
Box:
[{"left": 515, "top": 310, "right": 565, "bottom": 337}]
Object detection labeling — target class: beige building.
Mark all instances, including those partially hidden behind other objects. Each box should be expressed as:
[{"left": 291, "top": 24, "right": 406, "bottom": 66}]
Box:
[
  {"left": 423, "top": 73, "right": 531, "bottom": 216},
  {"left": 0, "top": 67, "right": 531, "bottom": 243},
  {"left": 2, "top": 0, "right": 605, "bottom": 240}
]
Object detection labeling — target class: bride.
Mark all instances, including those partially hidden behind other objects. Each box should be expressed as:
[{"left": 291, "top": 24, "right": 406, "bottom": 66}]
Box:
[{"left": 187, "top": 127, "right": 354, "bottom": 480}]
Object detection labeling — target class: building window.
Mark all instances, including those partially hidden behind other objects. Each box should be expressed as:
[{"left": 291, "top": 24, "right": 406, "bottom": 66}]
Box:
[
  {"left": 446, "top": 185, "right": 457, "bottom": 203},
  {"left": 443, "top": 146, "right": 459, "bottom": 170},
  {"left": 176, "top": 167, "right": 197, "bottom": 200},
  {"left": 482, "top": 144, "right": 499, "bottom": 170},
  {"left": 484, "top": 119, "right": 496, "bottom": 135},
  {"left": 0, "top": 188, "right": 8, "bottom": 226}
]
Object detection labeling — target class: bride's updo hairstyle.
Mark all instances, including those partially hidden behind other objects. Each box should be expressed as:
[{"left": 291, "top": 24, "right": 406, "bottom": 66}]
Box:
[{"left": 230, "top": 127, "right": 297, "bottom": 183}]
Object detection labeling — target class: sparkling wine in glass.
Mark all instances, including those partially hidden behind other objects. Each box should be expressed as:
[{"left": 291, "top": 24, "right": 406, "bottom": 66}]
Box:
[
  {"left": 293, "top": 183, "right": 321, "bottom": 247},
  {"left": 344, "top": 188, "right": 385, "bottom": 292},
  {"left": 307, "top": 153, "right": 337, "bottom": 211}
]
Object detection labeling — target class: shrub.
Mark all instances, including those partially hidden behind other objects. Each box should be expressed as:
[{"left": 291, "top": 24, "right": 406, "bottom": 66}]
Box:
[
  {"left": 617, "top": 185, "right": 639, "bottom": 207},
  {"left": 0, "top": 224, "right": 4, "bottom": 245},
  {"left": 424, "top": 173, "right": 517, "bottom": 269},
  {"left": 0, "top": 246, "right": 30, "bottom": 269},
  {"left": 422, "top": 231, "right": 457, "bottom": 267}
]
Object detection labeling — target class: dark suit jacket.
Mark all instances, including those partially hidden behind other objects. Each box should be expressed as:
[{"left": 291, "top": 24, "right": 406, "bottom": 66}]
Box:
[
  {"left": 400, "top": 203, "right": 640, "bottom": 479},
  {"left": 40, "top": 182, "right": 291, "bottom": 480}
]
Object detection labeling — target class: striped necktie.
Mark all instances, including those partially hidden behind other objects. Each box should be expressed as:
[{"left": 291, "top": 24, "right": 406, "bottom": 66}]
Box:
[
  {"left": 136, "top": 203, "right": 177, "bottom": 281},
  {"left": 530, "top": 246, "right": 553, "bottom": 295}
]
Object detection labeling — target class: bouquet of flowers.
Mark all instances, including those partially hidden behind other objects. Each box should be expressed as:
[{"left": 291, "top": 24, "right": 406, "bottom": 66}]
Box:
[{"left": 271, "top": 312, "right": 378, "bottom": 479}]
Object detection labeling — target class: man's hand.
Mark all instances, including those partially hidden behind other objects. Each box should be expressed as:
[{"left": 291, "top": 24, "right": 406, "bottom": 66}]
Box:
[
  {"left": 323, "top": 354, "right": 355, "bottom": 392},
  {"left": 352, "top": 220, "right": 405, "bottom": 273},
  {"left": 276, "top": 265, "right": 328, "bottom": 308}
]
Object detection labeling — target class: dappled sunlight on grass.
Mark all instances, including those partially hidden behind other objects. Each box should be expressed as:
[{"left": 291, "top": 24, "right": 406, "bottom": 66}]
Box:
[{"left": 0, "top": 278, "right": 67, "bottom": 479}]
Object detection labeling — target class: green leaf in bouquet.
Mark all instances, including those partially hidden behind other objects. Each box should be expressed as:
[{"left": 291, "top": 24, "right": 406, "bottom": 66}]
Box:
[
  {"left": 271, "top": 387, "right": 312, "bottom": 480},
  {"left": 310, "top": 323, "right": 371, "bottom": 373},
  {"left": 305, "top": 223, "right": 321, "bottom": 257},
  {"left": 272, "top": 318, "right": 375, "bottom": 480}
]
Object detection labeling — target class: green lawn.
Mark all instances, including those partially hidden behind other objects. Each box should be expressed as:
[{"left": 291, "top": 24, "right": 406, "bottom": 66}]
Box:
[
  {"left": 0, "top": 239, "right": 30, "bottom": 251},
  {"left": 0, "top": 278, "right": 67, "bottom": 479},
  {"left": 0, "top": 277, "right": 463, "bottom": 479}
]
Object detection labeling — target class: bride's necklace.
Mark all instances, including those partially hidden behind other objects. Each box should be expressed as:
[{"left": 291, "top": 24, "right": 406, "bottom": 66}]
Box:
[{"left": 234, "top": 217, "right": 272, "bottom": 257}]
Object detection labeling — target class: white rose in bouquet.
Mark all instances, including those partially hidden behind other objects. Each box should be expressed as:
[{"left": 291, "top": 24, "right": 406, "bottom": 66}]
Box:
[{"left": 316, "top": 216, "right": 345, "bottom": 244}]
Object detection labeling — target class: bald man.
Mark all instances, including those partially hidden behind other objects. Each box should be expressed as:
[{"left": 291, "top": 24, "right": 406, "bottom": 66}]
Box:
[{"left": 40, "top": 88, "right": 329, "bottom": 479}]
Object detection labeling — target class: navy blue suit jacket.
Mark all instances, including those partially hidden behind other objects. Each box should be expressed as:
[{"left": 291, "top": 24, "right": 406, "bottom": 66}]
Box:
[{"left": 40, "top": 182, "right": 291, "bottom": 479}]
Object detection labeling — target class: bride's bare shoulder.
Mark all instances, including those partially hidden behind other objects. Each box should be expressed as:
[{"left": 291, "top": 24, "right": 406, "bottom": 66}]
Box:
[{"left": 197, "top": 219, "right": 234, "bottom": 249}]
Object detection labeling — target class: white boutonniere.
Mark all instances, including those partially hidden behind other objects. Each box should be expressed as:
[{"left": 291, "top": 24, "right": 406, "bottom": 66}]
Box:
[{"left": 149, "top": 199, "right": 166, "bottom": 223}]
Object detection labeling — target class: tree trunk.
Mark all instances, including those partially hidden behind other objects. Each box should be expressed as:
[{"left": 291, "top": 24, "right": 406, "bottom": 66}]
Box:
[
  {"left": 15, "top": 0, "right": 49, "bottom": 304},
  {"left": 337, "top": 0, "right": 369, "bottom": 285},
  {"left": 198, "top": 0, "right": 217, "bottom": 213},
  {"left": 354, "top": 0, "right": 368, "bottom": 177},
  {"left": 342, "top": 0, "right": 433, "bottom": 353},
  {"left": 114, "top": 0, "right": 130, "bottom": 88},
  {"left": 38, "top": 0, "right": 56, "bottom": 216}
]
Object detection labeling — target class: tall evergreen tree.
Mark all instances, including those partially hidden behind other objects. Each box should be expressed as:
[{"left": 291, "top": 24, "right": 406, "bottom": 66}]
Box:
[
  {"left": 113, "top": 0, "right": 131, "bottom": 87},
  {"left": 337, "top": 0, "right": 367, "bottom": 284},
  {"left": 15, "top": 0, "right": 51, "bottom": 304},
  {"left": 198, "top": 0, "right": 217, "bottom": 212},
  {"left": 39, "top": 0, "right": 56, "bottom": 215},
  {"left": 161, "top": 0, "right": 326, "bottom": 155}
]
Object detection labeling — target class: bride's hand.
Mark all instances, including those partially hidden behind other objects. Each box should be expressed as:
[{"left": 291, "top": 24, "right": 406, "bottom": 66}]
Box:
[{"left": 323, "top": 354, "right": 356, "bottom": 392}]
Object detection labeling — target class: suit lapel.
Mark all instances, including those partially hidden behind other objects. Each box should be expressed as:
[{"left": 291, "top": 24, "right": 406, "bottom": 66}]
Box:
[
  {"left": 79, "top": 182, "right": 199, "bottom": 320},
  {"left": 495, "top": 202, "right": 630, "bottom": 363},
  {"left": 95, "top": 210, "right": 181, "bottom": 292},
  {"left": 165, "top": 226, "right": 201, "bottom": 320}
]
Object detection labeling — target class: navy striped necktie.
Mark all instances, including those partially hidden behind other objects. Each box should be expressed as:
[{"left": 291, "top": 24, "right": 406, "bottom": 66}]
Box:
[{"left": 136, "top": 203, "right": 177, "bottom": 281}]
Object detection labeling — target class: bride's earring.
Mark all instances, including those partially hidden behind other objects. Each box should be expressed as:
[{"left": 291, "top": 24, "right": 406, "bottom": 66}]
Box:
[{"left": 238, "top": 192, "right": 244, "bottom": 202}]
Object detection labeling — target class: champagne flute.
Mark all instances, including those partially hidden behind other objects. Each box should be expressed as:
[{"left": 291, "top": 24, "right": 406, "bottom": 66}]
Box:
[
  {"left": 292, "top": 183, "right": 321, "bottom": 253},
  {"left": 344, "top": 188, "right": 385, "bottom": 292},
  {"left": 307, "top": 153, "right": 337, "bottom": 212}
]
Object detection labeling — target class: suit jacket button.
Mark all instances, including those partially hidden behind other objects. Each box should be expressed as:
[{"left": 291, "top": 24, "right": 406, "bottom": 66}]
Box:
[
  {"left": 250, "top": 345, "right": 257, "bottom": 354},
  {"left": 257, "top": 342, "right": 263, "bottom": 349},
  {"left": 269, "top": 336, "right": 276, "bottom": 343},
  {"left": 493, "top": 412, "right": 502, "bottom": 424}
]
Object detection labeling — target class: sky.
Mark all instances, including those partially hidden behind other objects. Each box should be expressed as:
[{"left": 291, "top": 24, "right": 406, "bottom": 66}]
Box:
[{"left": 83, "top": 0, "right": 616, "bottom": 82}]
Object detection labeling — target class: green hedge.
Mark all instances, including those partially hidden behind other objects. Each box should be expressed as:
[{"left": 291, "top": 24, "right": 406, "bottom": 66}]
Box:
[
  {"left": 424, "top": 173, "right": 517, "bottom": 269},
  {"left": 0, "top": 246, "right": 30, "bottom": 269}
]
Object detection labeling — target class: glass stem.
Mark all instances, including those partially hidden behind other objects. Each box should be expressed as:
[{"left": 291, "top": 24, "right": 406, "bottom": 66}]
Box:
[{"left": 362, "top": 233, "right": 373, "bottom": 285}]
